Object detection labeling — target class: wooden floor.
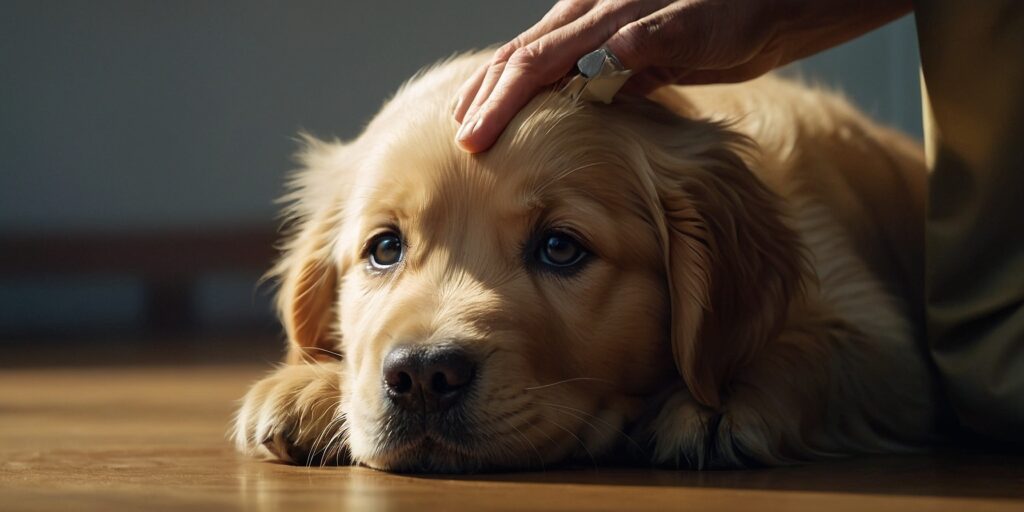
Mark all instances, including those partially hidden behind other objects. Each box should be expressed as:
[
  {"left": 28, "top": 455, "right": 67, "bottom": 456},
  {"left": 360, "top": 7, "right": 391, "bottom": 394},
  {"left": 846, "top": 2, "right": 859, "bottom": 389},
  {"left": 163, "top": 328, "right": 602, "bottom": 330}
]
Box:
[{"left": 2, "top": 363, "right": 1023, "bottom": 512}]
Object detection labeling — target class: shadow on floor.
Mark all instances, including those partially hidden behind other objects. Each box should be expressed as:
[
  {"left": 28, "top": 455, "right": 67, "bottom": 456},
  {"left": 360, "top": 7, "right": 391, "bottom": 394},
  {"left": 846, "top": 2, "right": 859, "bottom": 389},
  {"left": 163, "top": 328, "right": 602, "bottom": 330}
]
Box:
[{"left": 411, "top": 451, "right": 1024, "bottom": 500}]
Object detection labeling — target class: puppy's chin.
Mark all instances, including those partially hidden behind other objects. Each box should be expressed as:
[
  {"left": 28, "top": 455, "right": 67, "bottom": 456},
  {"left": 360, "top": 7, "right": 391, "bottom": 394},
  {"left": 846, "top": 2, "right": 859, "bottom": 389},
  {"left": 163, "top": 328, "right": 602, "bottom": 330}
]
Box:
[
  {"left": 363, "top": 439, "right": 475, "bottom": 474},
  {"left": 346, "top": 416, "right": 497, "bottom": 473},
  {"left": 359, "top": 436, "right": 533, "bottom": 474}
]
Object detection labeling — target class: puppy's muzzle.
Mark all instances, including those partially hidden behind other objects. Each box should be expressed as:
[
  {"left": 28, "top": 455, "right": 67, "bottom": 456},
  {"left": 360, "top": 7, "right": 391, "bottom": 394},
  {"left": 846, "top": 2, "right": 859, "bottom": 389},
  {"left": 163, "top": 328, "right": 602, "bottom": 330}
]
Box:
[{"left": 383, "top": 344, "right": 476, "bottom": 414}]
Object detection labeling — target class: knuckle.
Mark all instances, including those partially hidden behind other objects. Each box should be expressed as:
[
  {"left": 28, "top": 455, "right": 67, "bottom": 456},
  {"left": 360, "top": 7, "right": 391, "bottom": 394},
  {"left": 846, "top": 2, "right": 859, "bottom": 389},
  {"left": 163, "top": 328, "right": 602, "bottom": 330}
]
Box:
[
  {"left": 493, "top": 43, "right": 516, "bottom": 63},
  {"left": 554, "top": 0, "right": 584, "bottom": 11},
  {"left": 547, "top": 0, "right": 571, "bottom": 17},
  {"left": 507, "top": 44, "right": 542, "bottom": 71},
  {"left": 494, "top": 35, "right": 528, "bottom": 62},
  {"left": 590, "top": 1, "right": 618, "bottom": 19},
  {"left": 620, "top": 16, "right": 659, "bottom": 43},
  {"left": 478, "top": 97, "right": 504, "bottom": 119},
  {"left": 615, "top": 17, "right": 660, "bottom": 60}
]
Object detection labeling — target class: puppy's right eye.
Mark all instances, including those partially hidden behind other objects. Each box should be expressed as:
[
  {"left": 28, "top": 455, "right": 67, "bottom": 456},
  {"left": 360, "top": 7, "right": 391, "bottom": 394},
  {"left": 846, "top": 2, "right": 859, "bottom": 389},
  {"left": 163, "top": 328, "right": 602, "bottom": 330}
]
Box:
[
  {"left": 533, "top": 231, "right": 589, "bottom": 274},
  {"left": 368, "top": 232, "right": 403, "bottom": 269},
  {"left": 538, "top": 233, "right": 586, "bottom": 268}
]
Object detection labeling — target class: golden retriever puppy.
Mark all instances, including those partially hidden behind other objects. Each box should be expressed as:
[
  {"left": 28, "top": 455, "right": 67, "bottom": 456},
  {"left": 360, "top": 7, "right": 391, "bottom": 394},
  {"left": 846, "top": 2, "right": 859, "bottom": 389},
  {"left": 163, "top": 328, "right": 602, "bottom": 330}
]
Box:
[{"left": 233, "top": 52, "right": 939, "bottom": 471}]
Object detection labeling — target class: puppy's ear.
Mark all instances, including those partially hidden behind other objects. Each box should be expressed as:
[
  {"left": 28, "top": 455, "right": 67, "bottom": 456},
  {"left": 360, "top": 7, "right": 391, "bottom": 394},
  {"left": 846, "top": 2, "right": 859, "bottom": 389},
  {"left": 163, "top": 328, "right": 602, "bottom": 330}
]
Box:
[
  {"left": 271, "top": 137, "right": 351, "bottom": 365},
  {"left": 642, "top": 121, "right": 807, "bottom": 408},
  {"left": 275, "top": 208, "right": 339, "bottom": 364}
]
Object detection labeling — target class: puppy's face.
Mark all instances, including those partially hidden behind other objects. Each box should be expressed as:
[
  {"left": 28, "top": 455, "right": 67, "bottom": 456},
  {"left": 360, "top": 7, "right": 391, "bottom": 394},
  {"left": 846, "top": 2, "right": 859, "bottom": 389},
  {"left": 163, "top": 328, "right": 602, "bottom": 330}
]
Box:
[
  {"left": 278, "top": 57, "right": 802, "bottom": 472},
  {"left": 334, "top": 92, "right": 677, "bottom": 472}
]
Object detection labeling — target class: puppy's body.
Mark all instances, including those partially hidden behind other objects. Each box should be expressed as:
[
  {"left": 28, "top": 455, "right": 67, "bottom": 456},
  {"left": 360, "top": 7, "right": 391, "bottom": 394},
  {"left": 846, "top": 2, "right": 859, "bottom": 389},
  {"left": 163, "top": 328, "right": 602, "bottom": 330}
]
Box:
[
  {"left": 234, "top": 53, "right": 939, "bottom": 471},
  {"left": 661, "top": 78, "right": 926, "bottom": 309}
]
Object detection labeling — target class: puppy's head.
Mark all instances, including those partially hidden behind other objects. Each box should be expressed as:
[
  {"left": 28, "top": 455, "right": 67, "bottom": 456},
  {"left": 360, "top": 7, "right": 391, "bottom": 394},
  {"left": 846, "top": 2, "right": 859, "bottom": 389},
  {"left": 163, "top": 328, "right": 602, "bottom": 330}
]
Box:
[{"left": 273, "top": 55, "right": 804, "bottom": 472}]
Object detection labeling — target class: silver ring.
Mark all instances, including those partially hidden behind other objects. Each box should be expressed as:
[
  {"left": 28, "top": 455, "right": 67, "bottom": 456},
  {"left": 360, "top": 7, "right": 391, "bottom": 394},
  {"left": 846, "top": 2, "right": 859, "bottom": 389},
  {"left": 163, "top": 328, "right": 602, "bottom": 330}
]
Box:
[
  {"left": 565, "top": 47, "right": 633, "bottom": 104},
  {"left": 576, "top": 47, "right": 627, "bottom": 78}
]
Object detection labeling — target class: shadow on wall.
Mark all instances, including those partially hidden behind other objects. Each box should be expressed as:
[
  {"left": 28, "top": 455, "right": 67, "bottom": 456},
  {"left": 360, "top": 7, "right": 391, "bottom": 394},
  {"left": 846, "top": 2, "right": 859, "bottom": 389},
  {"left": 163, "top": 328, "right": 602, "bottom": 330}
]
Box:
[{"left": 0, "top": 2, "right": 921, "bottom": 339}]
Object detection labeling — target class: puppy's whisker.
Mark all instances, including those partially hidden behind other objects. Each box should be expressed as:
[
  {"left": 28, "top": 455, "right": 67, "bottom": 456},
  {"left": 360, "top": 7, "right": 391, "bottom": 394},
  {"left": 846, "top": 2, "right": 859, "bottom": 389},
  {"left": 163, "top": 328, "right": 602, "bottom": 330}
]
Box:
[
  {"left": 503, "top": 418, "right": 546, "bottom": 471},
  {"left": 305, "top": 412, "right": 342, "bottom": 467},
  {"left": 540, "top": 415, "right": 597, "bottom": 470},
  {"left": 305, "top": 346, "right": 344, "bottom": 359},
  {"left": 334, "top": 417, "right": 352, "bottom": 466},
  {"left": 319, "top": 417, "right": 348, "bottom": 467},
  {"left": 299, "top": 393, "right": 341, "bottom": 435},
  {"left": 523, "top": 377, "right": 614, "bottom": 391},
  {"left": 294, "top": 350, "right": 322, "bottom": 368},
  {"left": 538, "top": 401, "right": 647, "bottom": 460},
  {"left": 303, "top": 416, "right": 333, "bottom": 466},
  {"left": 523, "top": 412, "right": 560, "bottom": 453},
  {"left": 481, "top": 424, "right": 519, "bottom": 470},
  {"left": 317, "top": 417, "right": 346, "bottom": 468},
  {"left": 291, "top": 356, "right": 337, "bottom": 386},
  {"left": 321, "top": 415, "right": 348, "bottom": 465},
  {"left": 296, "top": 394, "right": 327, "bottom": 432}
]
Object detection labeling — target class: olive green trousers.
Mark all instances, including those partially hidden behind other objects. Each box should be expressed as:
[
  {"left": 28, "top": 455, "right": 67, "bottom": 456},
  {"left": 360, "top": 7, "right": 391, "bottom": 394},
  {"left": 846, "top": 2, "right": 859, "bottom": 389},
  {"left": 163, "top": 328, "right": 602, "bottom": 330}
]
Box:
[{"left": 918, "top": 2, "right": 1024, "bottom": 443}]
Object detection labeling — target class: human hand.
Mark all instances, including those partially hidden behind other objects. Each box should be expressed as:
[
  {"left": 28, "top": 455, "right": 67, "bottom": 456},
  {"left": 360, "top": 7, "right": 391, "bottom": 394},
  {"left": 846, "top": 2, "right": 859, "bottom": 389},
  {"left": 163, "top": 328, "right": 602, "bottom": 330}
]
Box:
[{"left": 453, "top": 0, "right": 912, "bottom": 153}]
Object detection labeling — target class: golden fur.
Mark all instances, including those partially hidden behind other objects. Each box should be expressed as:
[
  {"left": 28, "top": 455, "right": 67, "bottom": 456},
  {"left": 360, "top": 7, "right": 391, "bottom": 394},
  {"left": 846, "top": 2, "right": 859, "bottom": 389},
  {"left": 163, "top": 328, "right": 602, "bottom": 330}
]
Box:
[{"left": 233, "top": 52, "right": 939, "bottom": 471}]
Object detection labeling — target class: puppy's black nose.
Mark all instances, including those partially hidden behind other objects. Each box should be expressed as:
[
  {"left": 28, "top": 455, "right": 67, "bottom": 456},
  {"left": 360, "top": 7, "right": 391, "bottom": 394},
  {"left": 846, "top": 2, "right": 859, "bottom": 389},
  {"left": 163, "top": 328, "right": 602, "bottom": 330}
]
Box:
[{"left": 382, "top": 345, "right": 476, "bottom": 412}]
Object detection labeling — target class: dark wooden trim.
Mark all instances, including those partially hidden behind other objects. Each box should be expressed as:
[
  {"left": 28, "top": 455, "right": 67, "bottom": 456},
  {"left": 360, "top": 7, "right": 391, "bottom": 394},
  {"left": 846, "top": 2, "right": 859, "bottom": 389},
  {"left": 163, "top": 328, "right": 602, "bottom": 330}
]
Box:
[
  {"left": 0, "top": 228, "right": 279, "bottom": 277},
  {"left": 0, "top": 228, "right": 281, "bottom": 332}
]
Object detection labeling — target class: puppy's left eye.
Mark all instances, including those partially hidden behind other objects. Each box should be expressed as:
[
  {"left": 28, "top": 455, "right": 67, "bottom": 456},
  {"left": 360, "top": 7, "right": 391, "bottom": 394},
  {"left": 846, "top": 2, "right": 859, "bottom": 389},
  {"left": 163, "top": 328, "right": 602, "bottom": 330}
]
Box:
[
  {"left": 537, "top": 232, "right": 588, "bottom": 269},
  {"left": 368, "top": 232, "right": 404, "bottom": 269}
]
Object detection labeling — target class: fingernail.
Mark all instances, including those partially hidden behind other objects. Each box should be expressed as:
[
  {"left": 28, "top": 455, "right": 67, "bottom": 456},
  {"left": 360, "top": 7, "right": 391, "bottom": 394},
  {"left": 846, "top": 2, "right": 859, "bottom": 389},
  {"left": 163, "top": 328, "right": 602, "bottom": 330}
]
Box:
[
  {"left": 452, "top": 96, "right": 464, "bottom": 118},
  {"left": 456, "top": 113, "right": 481, "bottom": 142}
]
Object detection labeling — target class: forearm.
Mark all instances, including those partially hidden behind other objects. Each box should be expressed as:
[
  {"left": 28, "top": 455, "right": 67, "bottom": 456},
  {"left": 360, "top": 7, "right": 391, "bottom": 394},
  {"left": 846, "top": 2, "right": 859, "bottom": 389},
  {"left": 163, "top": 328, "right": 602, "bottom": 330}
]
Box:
[{"left": 774, "top": 0, "right": 914, "bottom": 63}]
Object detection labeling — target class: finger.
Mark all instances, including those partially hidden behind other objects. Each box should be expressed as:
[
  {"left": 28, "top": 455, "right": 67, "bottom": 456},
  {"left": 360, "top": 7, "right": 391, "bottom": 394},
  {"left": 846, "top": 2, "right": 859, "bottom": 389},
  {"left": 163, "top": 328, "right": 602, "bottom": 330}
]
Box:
[
  {"left": 463, "top": 1, "right": 655, "bottom": 130},
  {"left": 604, "top": 1, "right": 717, "bottom": 72},
  {"left": 455, "top": 0, "right": 596, "bottom": 123},
  {"left": 518, "top": 0, "right": 600, "bottom": 51},
  {"left": 460, "top": 57, "right": 509, "bottom": 129},
  {"left": 453, "top": 65, "right": 488, "bottom": 122},
  {"left": 457, "top": 3, "right": 647, "bottom": 152}
]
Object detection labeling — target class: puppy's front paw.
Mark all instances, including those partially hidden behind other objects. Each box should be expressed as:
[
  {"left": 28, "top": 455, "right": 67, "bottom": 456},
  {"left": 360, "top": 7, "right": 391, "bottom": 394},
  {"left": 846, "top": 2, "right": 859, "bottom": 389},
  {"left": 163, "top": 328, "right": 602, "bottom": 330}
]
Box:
[
  {"left": 647, "top": 388, "right": 786, "bottom": 469},
  {"left": 233, "top": 363, "right": 349, "bottom": 465}
]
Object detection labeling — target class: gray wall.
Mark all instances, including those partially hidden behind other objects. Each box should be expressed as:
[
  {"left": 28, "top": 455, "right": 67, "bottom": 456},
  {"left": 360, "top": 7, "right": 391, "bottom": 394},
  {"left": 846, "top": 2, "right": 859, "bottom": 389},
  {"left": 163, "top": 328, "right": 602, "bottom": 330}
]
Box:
[
  {"left": 0, "top": 2, "right": 921, "bottom": 334},
  {"left": 787, "top": 15, "right": 922, "bottom": 140}
]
